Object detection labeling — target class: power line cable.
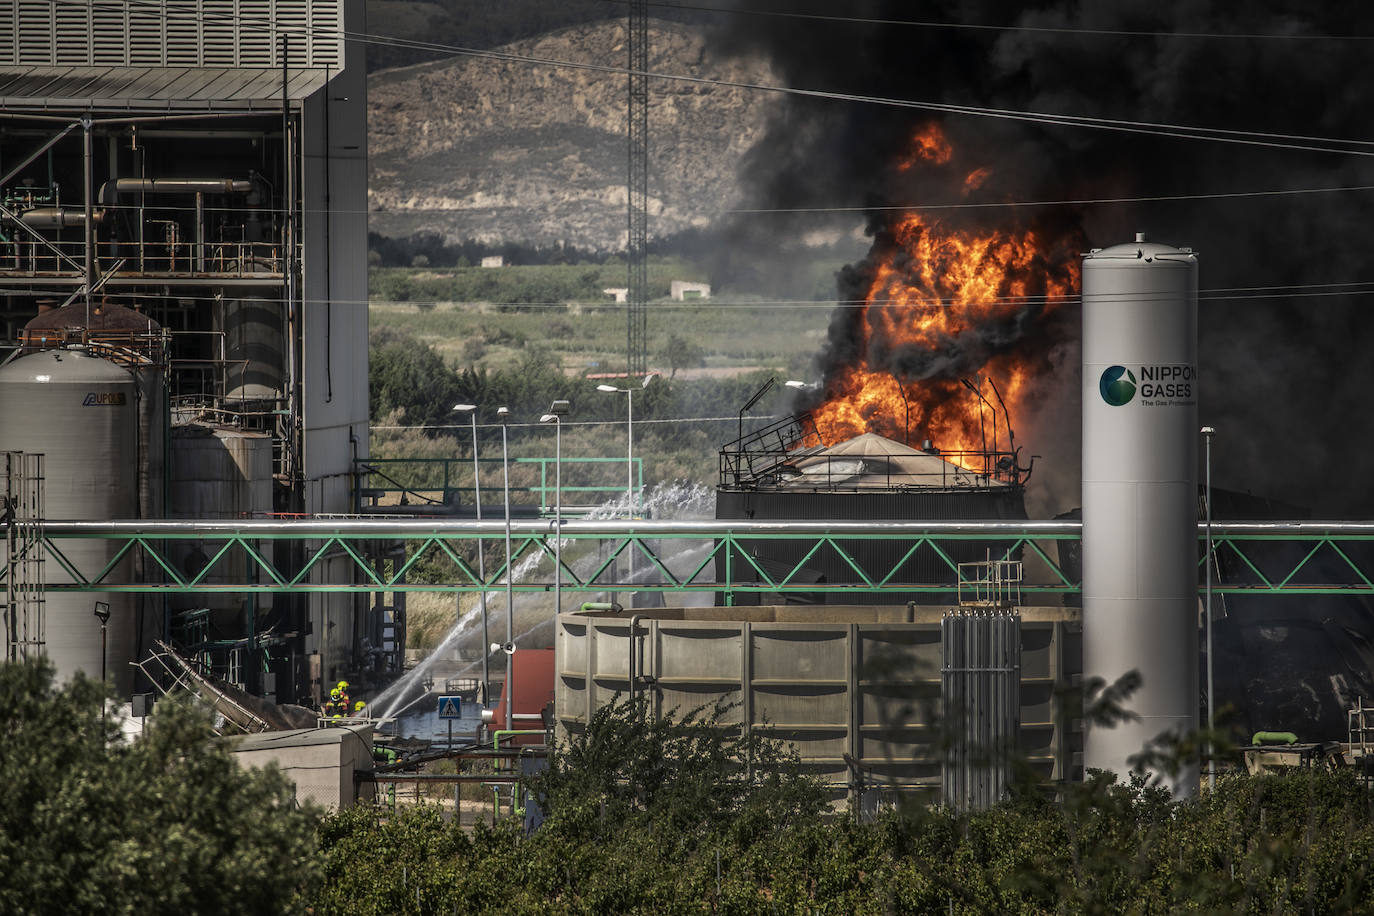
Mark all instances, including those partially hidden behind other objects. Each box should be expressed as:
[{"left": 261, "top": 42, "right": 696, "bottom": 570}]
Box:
[
  {"left": 725, "top": 184, "right": 1374, "bottom": 213},
  {"left": 61, "top": 0, "right": 1374, "bottom": 158},
  {"left": 373, "top": 415, "right": 756, "bottom": 432},
  {"left": 599, "top": 0, "right": 1374, "bottom": 43},
  {"left": 18, "top": 279, "right": 1374, "bottom": 311},
  {"left": 58, "top": 178, "right": 1374, "bottom": 218}
]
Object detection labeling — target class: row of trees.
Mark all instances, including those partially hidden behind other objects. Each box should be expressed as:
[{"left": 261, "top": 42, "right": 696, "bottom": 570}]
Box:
[
  {"left": 370, "top": 265, "right": 623, "bottom": 309},
  {"left": 369, "top": 327, "right": 779, "bottom": 484},
  {"left": 367, "top": 231, "right": 614, "bottom": 270},
  {"left": 9, "top": 658, "right": 1374, "bottom": 913},
  {"left": 370, "top": 329, "right": 750, "bottom": 430}
]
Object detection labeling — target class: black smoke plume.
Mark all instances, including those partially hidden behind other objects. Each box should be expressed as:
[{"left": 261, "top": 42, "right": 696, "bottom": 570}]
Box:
[{"left": 716, "top": 1, "right": 1374, "bottom": 517}]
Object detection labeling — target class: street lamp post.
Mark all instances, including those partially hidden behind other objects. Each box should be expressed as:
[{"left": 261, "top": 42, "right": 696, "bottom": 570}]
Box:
[
  {"left": 540, "top": 400, "right": 570, "bottom": 615},
  {"left": 497, "top": 406, "right": 514, "bottom": 732},
  {"left": 452, "top": 403, "right": 490, "bottom": 708},
  {"left": 597, "top": 375, "right": 654, "bottom": 516},
  {"left": 1202, "top": 425, "right": 1216, "bottom": 791}
]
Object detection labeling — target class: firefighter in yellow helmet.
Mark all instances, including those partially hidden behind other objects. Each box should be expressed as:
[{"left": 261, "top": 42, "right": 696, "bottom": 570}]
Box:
[
  {"left": 336, "top": 680, "right": 351, "bottom": 715},
  {"left": 354, "top": 700, "right": 366, "bottom": 718},
  {"left": 326, "top": 687, "right": 342, "bottom": 719}
]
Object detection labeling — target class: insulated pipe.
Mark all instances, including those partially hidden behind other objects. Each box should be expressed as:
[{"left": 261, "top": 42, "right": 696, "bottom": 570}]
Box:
[
  {"left": 20, "top": 207, "right": 105, "bottom": 228},
  {"left": 103, "top": 178, "right": 253, "bottom": 196},
  {"left": 83, "top": 118, "right": 93, "bottom": 316},
  {"left": 627, "top": 614, "right": 645, "bottom": 705}
]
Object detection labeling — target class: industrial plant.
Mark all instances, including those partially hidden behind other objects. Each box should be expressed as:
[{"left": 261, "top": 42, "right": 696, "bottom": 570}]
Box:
[
  {"left": 3, "top": 2, "right": 1372, "bottom": 831},
  {"left": 0, "top": 0, "right": 370, "bottom": 708}
]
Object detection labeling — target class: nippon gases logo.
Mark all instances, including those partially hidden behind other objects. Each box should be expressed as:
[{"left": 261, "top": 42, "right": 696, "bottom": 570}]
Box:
[
  {"left": 1098, "top": 364, "right": 1195, "bottom": 407},
  {"left": 1099, "top": 366, "right": 1136, "bottom": 406}
]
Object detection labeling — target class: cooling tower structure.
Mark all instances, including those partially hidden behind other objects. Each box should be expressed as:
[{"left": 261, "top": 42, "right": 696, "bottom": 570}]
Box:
[{"left": 1082, "top": 233, "right": 1199, "bottom": 793}]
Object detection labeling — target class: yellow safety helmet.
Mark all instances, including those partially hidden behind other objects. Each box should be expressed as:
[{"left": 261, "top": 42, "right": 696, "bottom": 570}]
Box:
[
  {"left": 337, "top": 680, "right": 349, "bottom": 690},
  {"left": 354, "top": 701, "right": 366, "bottom": 712},
  {"left": 330, "top": 687, "right": 341, "bottom": 700}
]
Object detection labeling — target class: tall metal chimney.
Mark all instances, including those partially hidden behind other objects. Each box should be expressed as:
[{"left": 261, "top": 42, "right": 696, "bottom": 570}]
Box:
[{"left": 1081, "top": 233, "right": 1199, "bottom": 794}]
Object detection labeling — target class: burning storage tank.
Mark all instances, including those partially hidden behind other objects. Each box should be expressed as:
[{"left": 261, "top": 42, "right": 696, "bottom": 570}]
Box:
[
  {"left": 717, "top": 418, "right": 1027, "bottom": 605},
  {"left": 0, "top": 347, "right": 138, "bottom": 693},
  {"left": 1081, "top": 233, "right": 1198, "bottom": 791}
]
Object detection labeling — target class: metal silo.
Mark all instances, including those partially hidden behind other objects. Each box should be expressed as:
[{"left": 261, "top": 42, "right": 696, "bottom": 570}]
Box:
[
  {"left": 0, "top": 348, "right": 138, "bottom": 693},
  {"left": 167, "top": 423, "right": 274, "bottom": 690},
  {"left": 219, "top": 296, "right": 285, "bottom": 402},
  {"left": 1081, "top": 233, "right": 1198, "bottom": 793}
]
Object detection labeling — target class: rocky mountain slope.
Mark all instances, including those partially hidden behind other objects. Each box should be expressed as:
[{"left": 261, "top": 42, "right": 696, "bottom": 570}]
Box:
[{"left": 367, "top": 19, "right": 779, "bottom": 251}]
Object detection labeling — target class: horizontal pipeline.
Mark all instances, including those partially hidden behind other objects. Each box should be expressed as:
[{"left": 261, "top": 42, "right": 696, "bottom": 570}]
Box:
[
  {"left": 358, "top": 774, "right": 520, "bottom": 784},
  {"left": 39, "top": 518, "right": 1369, "bottom": 538}
]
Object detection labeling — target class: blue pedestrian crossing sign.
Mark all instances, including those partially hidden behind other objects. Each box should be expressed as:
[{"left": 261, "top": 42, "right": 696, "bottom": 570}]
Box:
[{"left": 437, "top": 696, "right": 463, "bottom": 719}]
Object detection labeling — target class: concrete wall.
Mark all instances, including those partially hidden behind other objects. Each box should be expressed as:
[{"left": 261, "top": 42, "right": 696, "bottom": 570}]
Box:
[{"left": 229, "top": 724, "right": 374, "bottom": 812}]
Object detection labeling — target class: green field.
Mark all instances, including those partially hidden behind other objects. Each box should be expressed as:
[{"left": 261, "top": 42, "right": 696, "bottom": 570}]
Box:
[
  {"left": 366, "top": 260, "right": 847, "bottom": 515},
  {"left": 368, "top": 260, "right": 841, "bottom": 377}
]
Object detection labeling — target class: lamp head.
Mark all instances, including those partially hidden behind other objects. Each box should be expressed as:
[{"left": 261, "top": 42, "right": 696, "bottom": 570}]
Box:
[
  {"left": 496, "top": 406, "right": 509, "bottom": 417},
  {"left": 539, "top": 414, "right": 557, "bottom": 424},
  {"left": 641, "top": 374, "right": 656, "bottom": 388},
  {"left": 596, "top": 384, "right": 618, "bottom": 393},
  {"left": 548, "top": 399, "right": 570, "bottom": 416},
  {"left": 452, "top": 403, "right": 476, "bottom": 413}
]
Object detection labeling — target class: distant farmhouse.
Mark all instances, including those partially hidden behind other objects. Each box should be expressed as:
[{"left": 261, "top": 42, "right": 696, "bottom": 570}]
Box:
[{"left": 671, "top": 281, "right": 710, "bottom": 300}]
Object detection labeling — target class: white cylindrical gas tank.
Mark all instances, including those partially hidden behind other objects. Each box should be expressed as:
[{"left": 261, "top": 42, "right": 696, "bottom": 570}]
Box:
[
  {"left": 0, "top": 348, "right": 138, "bottom": 694},
  {"left": 1081, "top": 233, "right": 1198, "bottom": 793}
]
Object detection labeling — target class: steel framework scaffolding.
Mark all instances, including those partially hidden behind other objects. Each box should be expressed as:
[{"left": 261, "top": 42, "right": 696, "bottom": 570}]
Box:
[
  {"left": 8, "top": 519, "right": 1374, "bottom": 599},
  {"left": 2, "top": 451, "right": 44, "bottom": 660}
]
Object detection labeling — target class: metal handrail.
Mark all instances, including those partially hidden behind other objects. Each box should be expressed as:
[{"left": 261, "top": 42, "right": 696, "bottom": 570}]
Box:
[{"left": 355, "top": 456, "right": 643, "bottom": 512}]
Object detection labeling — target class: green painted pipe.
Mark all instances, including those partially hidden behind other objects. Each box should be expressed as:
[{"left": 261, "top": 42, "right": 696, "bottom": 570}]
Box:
[
  {"left": 1252, "top": 731, "right": 1299, "bottom": 746},
  {"left": 493, "top": 729, "right": 543, "bottom": 751},
  {"left": 579, "top": 602, "right": 623, "bottom": 613}
]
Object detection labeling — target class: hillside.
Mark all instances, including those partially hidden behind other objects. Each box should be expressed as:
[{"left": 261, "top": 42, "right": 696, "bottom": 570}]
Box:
[{"left": 367, "top": 19, "right": 780, "bottom": 250}]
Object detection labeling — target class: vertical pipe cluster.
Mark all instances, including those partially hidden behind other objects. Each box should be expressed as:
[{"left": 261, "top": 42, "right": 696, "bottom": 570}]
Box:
[{"left": 941, "top": 609, "right": 1021, "bottom": 812}]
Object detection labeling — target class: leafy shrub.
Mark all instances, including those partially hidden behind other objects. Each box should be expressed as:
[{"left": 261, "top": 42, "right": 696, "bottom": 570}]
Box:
[{"left": 0, "top": 660, "right": 320, "bottom": 915}]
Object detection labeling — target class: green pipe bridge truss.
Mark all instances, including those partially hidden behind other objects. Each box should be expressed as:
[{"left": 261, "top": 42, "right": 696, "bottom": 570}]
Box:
[{"left": 10, "top": 519, "right": 1374, "bottom": 601}]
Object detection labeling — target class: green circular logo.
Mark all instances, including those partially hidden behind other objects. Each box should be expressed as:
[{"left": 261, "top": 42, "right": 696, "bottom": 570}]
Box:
[{"left": 1099, "top": 365, "right": 1136, "bottom": 406}]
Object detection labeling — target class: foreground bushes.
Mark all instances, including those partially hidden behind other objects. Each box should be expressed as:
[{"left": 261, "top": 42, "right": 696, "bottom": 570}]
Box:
[
  {"left": 0, "top": 661, "right": 318, "bottom": 915},
  {"left": 9, "top": 657, "right": 1368, "bottom": 913},
  {"left": 313, "top": 698, "right": 1374, "bottom": 914},
  {"left": 313, "top": 768, "right": 1374, "bottom": 914}
]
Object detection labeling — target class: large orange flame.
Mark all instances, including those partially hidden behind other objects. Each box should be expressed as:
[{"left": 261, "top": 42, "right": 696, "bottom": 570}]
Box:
[{"left": 806, "top": 124, "right": 1080, "bottom": 475}]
